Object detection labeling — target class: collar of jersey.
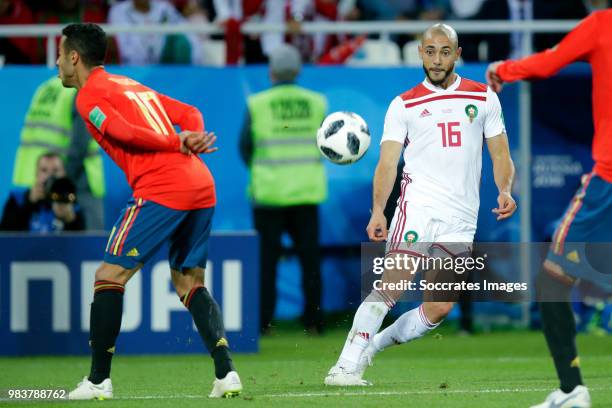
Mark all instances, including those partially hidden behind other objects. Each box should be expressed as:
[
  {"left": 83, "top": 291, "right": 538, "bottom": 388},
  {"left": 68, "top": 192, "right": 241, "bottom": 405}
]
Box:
[
  {"left": 422, "top": 74, "right": 461, "bottom": 93},
  {"left": 88, "top": 66, "right": 105, "bottom": 81}
]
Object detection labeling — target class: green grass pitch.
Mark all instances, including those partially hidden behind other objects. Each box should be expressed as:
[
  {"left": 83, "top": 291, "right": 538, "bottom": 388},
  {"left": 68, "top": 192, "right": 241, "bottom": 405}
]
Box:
[{"left": 1, "top": 326, "right": 611, "bottom": 407}]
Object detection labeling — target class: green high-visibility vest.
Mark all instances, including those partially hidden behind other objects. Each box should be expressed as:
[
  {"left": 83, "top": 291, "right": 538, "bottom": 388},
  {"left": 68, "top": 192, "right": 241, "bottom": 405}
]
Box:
[
  {"left": 247, "top": 84, "right": 327, "bottom": 206},
  {"left": 12, "top": 77, "right": 105, "bottom": 198}
]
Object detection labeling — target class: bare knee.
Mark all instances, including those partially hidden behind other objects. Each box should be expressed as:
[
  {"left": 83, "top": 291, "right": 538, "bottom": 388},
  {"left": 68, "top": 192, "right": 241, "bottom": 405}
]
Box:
[
  {"left": 172, "top": 267, "right": 205, "bottom": 298},
  {"left": 95, "top": 262, "right": 140, "bottom": 286},
  {"left": 423, "top": 302, "right": 454, "bottom": 323}
]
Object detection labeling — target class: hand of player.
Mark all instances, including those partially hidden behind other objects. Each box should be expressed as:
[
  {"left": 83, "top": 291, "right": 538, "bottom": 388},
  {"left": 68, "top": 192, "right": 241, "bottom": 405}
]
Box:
[
  {"left": 186, "top": 131, "right": 218, "bottom": 154},
  {"left": 492, "top": 191, "right": 517, "bottom": 220},
  {"left": 366, "top": 209, "right": 388, "bottom": 242},
  {"left": 486, "top": 61, "right": 504, "bottom": 93},
  {"left": 178, "top": 131, "right": 218, "bottom": 155}
]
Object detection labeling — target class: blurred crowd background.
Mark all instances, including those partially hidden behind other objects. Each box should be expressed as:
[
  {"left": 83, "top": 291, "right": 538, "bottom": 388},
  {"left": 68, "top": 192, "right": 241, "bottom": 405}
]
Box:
[{"left": 1, "top": 0, "right": 609, "bottom": 67}]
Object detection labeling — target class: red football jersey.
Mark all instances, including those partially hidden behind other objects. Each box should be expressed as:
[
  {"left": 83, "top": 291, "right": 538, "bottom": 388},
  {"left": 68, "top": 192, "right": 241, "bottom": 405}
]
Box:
[
  {"left": 496, "top": 10, "right": 612, "bottom": 182},
  {"left": 76, "top": 68, "right": 215, "bottom": 210}
]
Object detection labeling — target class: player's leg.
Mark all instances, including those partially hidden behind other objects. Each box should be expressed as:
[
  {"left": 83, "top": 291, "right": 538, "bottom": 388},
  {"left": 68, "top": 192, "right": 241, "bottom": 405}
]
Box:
[
  {"left": 537, "top": 270, "right": 583, "bottom": 391},
  {"left": 369, "top": 265, "right": 458, "bottom": 353},
  {"left": 530, "top": 172, "right": 612, "bottom": 408},
  {"left": 325, "top": 258, "right": 423, "bottom": 386},
  {"left": 69, "top": 198, "right": 185, "bottom": 400},
  {"left": 253, "top": 207, "right": 285, "bottom": 333},
  {"left": 89, "top": 262, "right": 140, "bottom": 382},
  {"left": 325, "top": 203, "right": 431, "bottom": 386},
  {"left": 531, "top": 267, "right": 592, "bottom": 408},
  {"left": 371, "top": 301, "right": 453, "bottom": 353},
  {"left": 172, "top": 267, "right": 238, "bottom": 391},
  {"left": 369, "top": 234, "right": 473, "bottom": 354},
  {"left": 168, "top": 206, "right": 242, "bottom": 398},
  {"left": 69, "top": 262, "right": 141, "bottom": 400},
  {"left": 286, "top": 204, "right": 323, "bottom": 332}
]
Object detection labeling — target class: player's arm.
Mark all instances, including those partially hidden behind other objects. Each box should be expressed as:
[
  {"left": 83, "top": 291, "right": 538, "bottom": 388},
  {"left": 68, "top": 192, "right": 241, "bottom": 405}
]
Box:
[
  {"left": 487, "top": 12, "right": 598, "bottom": 90},
  {"left": 484, "top": 87, "right": 516, "bottom": 220},
  {"left": 155, "top": 93, "right": 219, "bottom": 154},
  {"left": 371, "top": 141, "right": 403, "bottom": 214},
  {"left": 77, "top": 91, "right": 183, "bottom": 152},
  {"left": 368, "top": 97, "right": 406, "bottom": 241},
  {"left": 487, "top": 133, "right": 516, "bottom": 220},
  {"left": 155, "top": 93, "right": 204, "bottom": 132}
]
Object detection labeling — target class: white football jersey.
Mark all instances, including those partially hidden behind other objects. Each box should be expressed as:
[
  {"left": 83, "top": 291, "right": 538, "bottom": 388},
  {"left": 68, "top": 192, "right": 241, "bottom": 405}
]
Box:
[{"left": 381, "top": 75, "right": 506, "bottom": 226}]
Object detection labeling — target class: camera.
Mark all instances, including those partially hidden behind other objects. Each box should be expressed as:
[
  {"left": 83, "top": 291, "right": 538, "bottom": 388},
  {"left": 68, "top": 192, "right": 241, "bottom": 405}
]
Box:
[{"left": 44, "top": 176, "right": 77, "bottom": 203}]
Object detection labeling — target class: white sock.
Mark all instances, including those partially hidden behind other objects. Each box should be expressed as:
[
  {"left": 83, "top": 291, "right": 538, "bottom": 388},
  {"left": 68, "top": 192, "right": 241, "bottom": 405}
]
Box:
[
  {"left": 337, "top": 290, "right": 396, "bottom": 371},
  {"left": 372, "top": 304, "right": 439, "bottom": 352}
]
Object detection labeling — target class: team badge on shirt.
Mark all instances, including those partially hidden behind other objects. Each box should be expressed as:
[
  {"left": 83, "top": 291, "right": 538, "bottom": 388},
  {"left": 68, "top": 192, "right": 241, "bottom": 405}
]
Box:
[
  {"left": 89, "top": 106, "right": 107, "bottom": 131},
  {"left": 404, "top": 230, "right": 419, "bottom": 243},
  {"left": 465, "top": 104, "right": 478, "bottom": 123}
]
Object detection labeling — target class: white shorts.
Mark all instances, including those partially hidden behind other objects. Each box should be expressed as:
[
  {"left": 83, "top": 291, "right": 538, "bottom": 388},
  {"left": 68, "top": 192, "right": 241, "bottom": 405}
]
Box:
[{"left": 386, "top": 200, "right": 476, "bottom": 257}]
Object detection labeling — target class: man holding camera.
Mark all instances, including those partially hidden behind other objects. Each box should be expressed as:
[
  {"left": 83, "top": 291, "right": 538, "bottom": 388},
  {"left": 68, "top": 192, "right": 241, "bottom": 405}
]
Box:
[{"left": 1, "top": 151, "right": 84, "bottom": 232}]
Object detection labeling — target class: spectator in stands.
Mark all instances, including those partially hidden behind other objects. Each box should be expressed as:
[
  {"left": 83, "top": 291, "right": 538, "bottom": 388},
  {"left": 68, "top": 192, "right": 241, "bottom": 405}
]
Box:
[
  {"left": 0, "top": 0, "right": 38, "bottom": 63},
  {"left": 12, "top": 77, "right": 106, "bottom": 230},
  {"left": 446, "top": 0, "right": 510, "bottom": 62},
  {"left": 357, "top": 0, "right": 445, "bottom": 20},
  {"left": 36, "top": 0, "right": 108, "bottom": 24},
  {"left": 533, "top": 0, "right": 588, "bottom": 52},
  {"left": 109, "top": 0, "right": 202, "bottom": 64},
  {"left": 240, "top": 45, "right": 328, "bottom": 334},
  {"left": 1, "top": 153, "right": 85, "bottom": 232},
  {"left": 259, "top": 0, "right": 361, "bottom": 63},
  {"left": 585, "top": 0, "right": 609, "bottom": 11},
  {"left": 210, "top": 0, "right": 267, "bottom": 63}
]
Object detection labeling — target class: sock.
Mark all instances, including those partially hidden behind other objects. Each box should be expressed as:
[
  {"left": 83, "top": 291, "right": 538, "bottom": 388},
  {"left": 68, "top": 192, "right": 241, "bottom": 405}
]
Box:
[
  {"left": 88, "top": 280, "right": 125, "bottom": 384},
  {"left": 337, "top": 290, "right": 395, "bottom": 371},
  {"left": 182, "top": 286, "right": 235, "bottom": 379},
  {"left": 537, "top": 271, "right": 583, "bottom": 393},
  {"left": 372, "top": 304, "right": 439, "bottom": 352},
  {"left": 541, "top": 301, "right": 583, "bottom": 393}
]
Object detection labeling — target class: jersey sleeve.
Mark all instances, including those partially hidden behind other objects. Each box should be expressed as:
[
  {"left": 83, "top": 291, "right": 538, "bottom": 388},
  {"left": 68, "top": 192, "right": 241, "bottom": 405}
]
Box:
[
  {"left": 496, "top": 12, "right": 598, "bottom": 82},
  {"left": 380, "top": 96, "right": 408, "bottom": 145},
  {"left": 76, "top": 87, "right": 119, "bottom": 135},
  {"left": 484, "top": 87, "right": 506, "bottom": 139},
  {"left": 76, "top": 87, "right": 181, "bottom": 152},
  {"left": 155, "top": 92, "right": 204, "bottom": 132}
]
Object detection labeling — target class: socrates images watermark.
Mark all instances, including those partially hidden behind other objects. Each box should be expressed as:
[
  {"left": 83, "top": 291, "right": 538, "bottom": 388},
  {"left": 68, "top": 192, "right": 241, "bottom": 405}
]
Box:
[{"left": 370, "top": 252, "right": 528, "bottom": 294}]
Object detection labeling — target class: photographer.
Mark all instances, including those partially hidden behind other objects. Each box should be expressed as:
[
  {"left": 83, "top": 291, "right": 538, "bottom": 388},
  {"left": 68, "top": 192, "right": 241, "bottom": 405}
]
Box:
[{"left": 1, "top": 152, "right": 85, "bottom": 232}]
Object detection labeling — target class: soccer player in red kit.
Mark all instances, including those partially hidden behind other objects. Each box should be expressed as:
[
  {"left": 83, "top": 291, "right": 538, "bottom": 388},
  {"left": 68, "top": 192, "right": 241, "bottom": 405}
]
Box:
[
  {"left": 487, "top": 10, "right": 612, "bottom": 408},
  {"left": 57, "top": 23, "right": 242, "bottom": 399}
]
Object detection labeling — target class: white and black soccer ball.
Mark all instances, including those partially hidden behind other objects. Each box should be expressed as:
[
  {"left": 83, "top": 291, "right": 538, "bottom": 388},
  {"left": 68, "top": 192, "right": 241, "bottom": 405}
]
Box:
[{"left": 317, "top": 111, "right": 371, "bottom": 165}]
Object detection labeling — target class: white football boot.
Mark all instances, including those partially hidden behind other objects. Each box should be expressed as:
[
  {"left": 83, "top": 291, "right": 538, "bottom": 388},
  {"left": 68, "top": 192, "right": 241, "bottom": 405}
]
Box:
[
  {"left": 530, "top": 385, "right": 591, "bottom": 408},
  {"left": 324, "top": 364, "right": 372, "bottom": 386},
  {"left": 209, "top": 371, "right": 242, "bottom": 398},
  {"left": 68, "top": 376, "right": 113, "bottom": 400}
]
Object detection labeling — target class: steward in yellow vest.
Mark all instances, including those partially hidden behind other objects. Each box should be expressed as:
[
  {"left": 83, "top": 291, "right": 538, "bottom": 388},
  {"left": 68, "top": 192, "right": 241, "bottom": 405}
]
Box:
[
  {"left": 240, "top": 44, "right": 328, "bottom": 333},
  {"left": 12, "top": 77, "right": 105, "bottom": 229}
]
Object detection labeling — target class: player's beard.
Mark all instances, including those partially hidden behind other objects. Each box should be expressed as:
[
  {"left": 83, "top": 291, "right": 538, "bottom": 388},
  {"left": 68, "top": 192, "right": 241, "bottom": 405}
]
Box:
[{"left": 423, "top": 63, "right": 455, "bottom": 87}]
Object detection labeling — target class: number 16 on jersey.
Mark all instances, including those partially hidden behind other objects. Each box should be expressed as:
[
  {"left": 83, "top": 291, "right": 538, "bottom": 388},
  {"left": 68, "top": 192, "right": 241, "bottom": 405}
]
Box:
[{"left": 437, "top": 122, "right": 461, "bottom": 147}]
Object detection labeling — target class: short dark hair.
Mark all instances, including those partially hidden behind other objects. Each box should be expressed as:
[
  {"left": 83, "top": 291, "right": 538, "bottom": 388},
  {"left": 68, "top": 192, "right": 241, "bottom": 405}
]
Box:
[{"left": 62, "top": 23, "right": 107, "bottom": 67}]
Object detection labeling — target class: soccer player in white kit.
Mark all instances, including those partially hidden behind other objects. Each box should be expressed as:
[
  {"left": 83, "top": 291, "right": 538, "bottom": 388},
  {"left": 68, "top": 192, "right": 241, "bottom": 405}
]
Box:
[{"left": 325, "top": 23, "right": 517, "bottom": 386}]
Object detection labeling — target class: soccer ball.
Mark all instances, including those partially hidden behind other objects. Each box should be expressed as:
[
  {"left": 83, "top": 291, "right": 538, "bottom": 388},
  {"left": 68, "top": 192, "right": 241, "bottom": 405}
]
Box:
[{"left": 317, "top": 111, "right": 371, "bottom": 164}]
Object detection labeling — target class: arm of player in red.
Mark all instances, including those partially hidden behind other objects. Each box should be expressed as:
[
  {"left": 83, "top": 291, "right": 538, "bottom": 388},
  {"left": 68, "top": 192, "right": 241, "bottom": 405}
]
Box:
[
  {"left": 156, "top": 92, "right": 218, "bottom": 154},
  {"left": 77, "top": 93, "right": 181, "bottom": 152},
  {"left": 156, "top": 92, "right": 204, "bottom": 132},
  {"left": 105, "top": 114, "right": 182, "bottom": 152},
  {"left": 495, "top": 12, "right": 598, "bottom": 82}
]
